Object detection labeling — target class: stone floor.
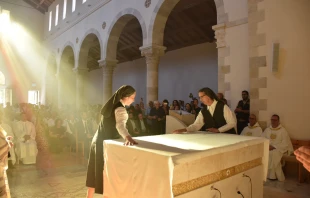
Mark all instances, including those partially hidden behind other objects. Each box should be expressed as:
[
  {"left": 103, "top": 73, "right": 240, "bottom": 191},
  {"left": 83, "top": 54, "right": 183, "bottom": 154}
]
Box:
[{"left": 6, "top": 151, "right": 310, "bottom": 198}]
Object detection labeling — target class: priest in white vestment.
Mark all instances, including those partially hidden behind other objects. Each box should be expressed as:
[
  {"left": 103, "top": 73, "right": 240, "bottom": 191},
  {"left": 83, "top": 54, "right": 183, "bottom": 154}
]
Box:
[
  {"left": 240, "top": 114, "right": 262, "bottom": 137},
  {"left": 14, "top": 113, "right": 37, "bottom": 164},
  {"left": 262, "top": 114, "right": 293, "bottom": 181}
]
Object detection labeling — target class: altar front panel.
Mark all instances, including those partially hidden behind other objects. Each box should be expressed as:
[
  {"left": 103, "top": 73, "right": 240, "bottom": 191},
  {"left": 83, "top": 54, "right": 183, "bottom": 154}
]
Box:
[{"left": 103, "top": 133, "right": 268, "bottom": 198}]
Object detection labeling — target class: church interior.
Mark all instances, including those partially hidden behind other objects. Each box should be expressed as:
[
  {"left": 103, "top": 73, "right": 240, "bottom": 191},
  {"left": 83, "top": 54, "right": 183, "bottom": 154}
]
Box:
[{"left": 0, "top": 0, "right": 309, "bottom": 197}]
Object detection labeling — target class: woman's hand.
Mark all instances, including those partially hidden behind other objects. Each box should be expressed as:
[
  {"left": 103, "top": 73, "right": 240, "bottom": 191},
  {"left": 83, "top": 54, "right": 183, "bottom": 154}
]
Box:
[
  {"left": 173, "top": 129, "right": 187, "bottom": 134},
  {"left": 6, "top": 136, "right": 13, "bottom": 147},
  {"left": 124, "top": 136, "right": 138, "bottom": 146},
  {"left": 295, "top": 146, "right": 310, "bottom": 172}
]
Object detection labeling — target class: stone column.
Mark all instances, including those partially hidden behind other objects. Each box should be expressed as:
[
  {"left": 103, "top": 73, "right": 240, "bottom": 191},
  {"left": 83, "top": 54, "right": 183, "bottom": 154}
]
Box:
[
  {"left": 212, "top": 23, "right": 231, "bottom": 105},
  {"left": 98, "top": 59, "right": 118, "bottom": 104},
  {"left": 55, "top": 72, "right": 61, "bottom": 109},
  {"left": 139, "top": 44, "right": 166, "bottom": 103},
  {"left": 74, "top": 68, "right": 88, "bottom": 109}
]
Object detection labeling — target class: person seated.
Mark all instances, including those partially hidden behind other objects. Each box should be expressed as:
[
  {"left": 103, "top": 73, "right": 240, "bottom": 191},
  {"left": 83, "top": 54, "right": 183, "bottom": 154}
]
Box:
[
  {"left": 295, "top": 146, "right": 310, "bottom": 172},
  {"left": 150, "top": 101, "right": 166, "bottom": 135},
  {"left": 137, "top": 113, "right": 149, "bottom": 135},
  {"left": 49, "top": 118, "right": 67, "bottom": 153},
  {"left": 174, "top": 105, "right": 180, "bottom": 110},
  {"left": 240, "top": 114, "right": 262, "bottom": 137},
  {"left": 162, "top": 99, "right": 170, "bottom": 115},
  {"left": 262, "top": 114, "right": 293, "bottom": 181},
  {"left": 191, "top": 98, "right": 201, "bottom": 118},
  {"left": 185, "top": 103, "right": 192, "bottom": 113},
  {"left": 170, "top": 100, "right": 180, "bottom": 110},
  {"left": 14, "top": 113, "right": 38, "bottom": 164},
  {"left": 126, "top": 112, "right": 140, "bottom": 137}
]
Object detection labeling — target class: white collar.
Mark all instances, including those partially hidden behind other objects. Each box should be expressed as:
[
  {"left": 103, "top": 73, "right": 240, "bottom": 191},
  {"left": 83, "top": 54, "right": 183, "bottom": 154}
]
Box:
[{"left": 208, "top": 100, "right": 217, "bottom": 108}]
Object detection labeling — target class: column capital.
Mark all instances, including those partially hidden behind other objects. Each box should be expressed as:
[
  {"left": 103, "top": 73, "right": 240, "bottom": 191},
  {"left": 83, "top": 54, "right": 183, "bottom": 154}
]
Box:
[
  {"left": 139, "top": 44, "right": 166, "bottom": 57},
  {"left": 98, "top": 59, "right": 118, "bottom": 68},
  {"left": 212, "top": 23, "right": 226, "bottom": 48}
]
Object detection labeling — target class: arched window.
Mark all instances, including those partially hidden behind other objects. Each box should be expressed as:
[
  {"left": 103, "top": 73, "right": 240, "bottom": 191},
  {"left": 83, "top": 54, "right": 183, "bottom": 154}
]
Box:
[{"left": 0, "top": 71, "right": 5, "bottom": 85}]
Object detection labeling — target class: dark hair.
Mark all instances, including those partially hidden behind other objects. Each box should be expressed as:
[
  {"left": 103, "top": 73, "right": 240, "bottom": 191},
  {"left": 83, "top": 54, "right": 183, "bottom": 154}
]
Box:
[
  {"left": 242, "top": 90, "right": 249, "bottom": 95},
  {"left": 185, "top": 103, "right": 192, "bottom": 112},
  {"left": 172, "top": 100, "right": 180, "bottom": 106},
  {"left": 120, "top": 85, "right": 136, "bottom": 99},
  {"left": 163, "top": 99, "right": 169, "bottom": 104},
  {"left": 272, "top": 114, "right": 280, "bottom": 120},
  {"left": 198, "top": 87, "right": 219, "bottom": 101}
]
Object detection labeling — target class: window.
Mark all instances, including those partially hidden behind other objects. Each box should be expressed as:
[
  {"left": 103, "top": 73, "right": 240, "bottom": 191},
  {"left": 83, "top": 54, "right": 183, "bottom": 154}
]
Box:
[
  {"left": 63, "top": 0, "right": 67, "bottom": 19},
  {"left": 49, "top": 11, "right": 52, "bottom": 31},
  {"left": 55, "top": 4, "right": 59, "bottom": 26},
  {"left": 82, "top": 0, "right": 87, "bottom": 3},
  {"left": 72, "top": 0, "right": 76, "bottom": 12},
  {"left": 28, "top": 90, "right": 40, "bottom": 105},
  {"left": 0, "top": 71, "right": 5, "bottom": 85},
  {"left": 0, "top": 9, "right": 11, "bottom": 34}
]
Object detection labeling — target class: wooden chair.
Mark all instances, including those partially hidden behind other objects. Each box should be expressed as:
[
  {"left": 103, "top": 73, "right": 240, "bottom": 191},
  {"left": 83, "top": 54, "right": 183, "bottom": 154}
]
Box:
[{"left": 282, "top": 139, "right": 310, "bottom": 183}]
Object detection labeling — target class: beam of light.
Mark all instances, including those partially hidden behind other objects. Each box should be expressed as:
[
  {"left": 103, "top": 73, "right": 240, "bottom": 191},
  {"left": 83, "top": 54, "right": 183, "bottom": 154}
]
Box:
[
  {"left": 0, "top": 10, "right": 11, "bottom": 37},
  {"left": 0, "top": 11, "right": 50, "bottom": 104}
]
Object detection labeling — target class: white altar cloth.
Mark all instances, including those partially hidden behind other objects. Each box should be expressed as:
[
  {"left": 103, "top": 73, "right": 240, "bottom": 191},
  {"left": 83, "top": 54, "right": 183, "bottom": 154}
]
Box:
[{"left": 103, "top": 133, "right": 269, "bottom": 198}]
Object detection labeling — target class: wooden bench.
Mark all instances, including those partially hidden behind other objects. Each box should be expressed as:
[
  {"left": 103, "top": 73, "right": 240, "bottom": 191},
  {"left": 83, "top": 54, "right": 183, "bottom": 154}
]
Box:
[{"left": 282, "top": 139, "right": 310, "bottom": 183}]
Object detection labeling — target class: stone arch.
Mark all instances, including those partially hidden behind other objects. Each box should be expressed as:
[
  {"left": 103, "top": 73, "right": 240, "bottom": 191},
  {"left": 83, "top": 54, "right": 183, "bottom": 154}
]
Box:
[
  {"left": 147, "top": 0, "right": 228, "bottom": 45},
  {"left": 78, "top": 28, "right": 103, "bottom": 69},
  {"left": 78, "top": 31, "right": 102, "bottom": 70},
  {"left": 103, "top": 8, "right": 147, "bottom": 60},
  {"left": 79, "top": 28, "right": 103, "bottom": 54},
  {"left": 59, "top": 42, "right": 76, "bottom": 72}
]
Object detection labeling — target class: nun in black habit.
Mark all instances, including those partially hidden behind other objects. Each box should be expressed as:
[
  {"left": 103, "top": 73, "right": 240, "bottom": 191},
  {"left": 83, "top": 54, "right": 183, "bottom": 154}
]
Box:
[{"left": 86, "top": 85, "right": 138, "bottom": 197}]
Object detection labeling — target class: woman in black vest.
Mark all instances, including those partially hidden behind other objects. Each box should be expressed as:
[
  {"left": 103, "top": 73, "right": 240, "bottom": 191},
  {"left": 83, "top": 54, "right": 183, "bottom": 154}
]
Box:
[
  {"left": 173, "top": 87, "right": 237, "bottom": 134},
  {"left": 86, "top": 85, "right": 138, "bottom": 197}
]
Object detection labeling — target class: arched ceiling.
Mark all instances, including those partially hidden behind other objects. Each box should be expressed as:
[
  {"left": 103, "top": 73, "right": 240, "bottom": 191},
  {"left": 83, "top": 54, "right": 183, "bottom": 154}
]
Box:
[{"left": 27, "top": 0, "right": 217, "bottom": 68}]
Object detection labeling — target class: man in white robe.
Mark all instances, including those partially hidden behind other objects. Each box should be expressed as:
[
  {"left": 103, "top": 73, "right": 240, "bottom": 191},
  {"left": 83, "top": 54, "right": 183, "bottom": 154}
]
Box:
[
  {"left": 262, "top": 114, "right": 293, "bottom": 181},
  {"left": 14, "top": 113, "right": 37, "bottom": 164},
  {"left": 240, "top": 114, "right": 262, "bottom": 137}
]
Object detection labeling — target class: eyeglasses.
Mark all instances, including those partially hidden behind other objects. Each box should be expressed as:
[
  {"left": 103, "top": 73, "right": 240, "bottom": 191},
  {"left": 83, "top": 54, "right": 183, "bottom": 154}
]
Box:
[
  {"left": 249, "top": 117, "right": 255, "bottom": 120},
  {"left": 271, "top": 119, "right": 278, "bottom": 121},
  {"left": 198, "top": 95, "right": 206, "bottom": 99}
]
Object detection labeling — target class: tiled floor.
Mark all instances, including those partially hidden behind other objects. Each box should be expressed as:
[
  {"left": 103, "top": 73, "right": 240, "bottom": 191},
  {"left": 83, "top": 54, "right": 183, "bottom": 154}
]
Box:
[{"left": 7, "top": 151, "right": 310, "bottom": 198}]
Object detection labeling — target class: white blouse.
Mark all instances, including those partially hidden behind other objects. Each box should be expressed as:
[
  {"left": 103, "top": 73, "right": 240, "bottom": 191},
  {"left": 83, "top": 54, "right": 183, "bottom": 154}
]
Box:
[
  {"left": 115, "top": 107, "right": 130, "bottom": 139},
  {"left": 186, "top": 100, "right": 237, "bottom": 133}
]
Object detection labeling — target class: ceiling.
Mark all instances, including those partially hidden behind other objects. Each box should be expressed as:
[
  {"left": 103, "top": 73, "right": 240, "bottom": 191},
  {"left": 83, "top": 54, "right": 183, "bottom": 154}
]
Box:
[
  {"left": 86, "top": 0, "right": 217, "bottom": 70},
  {"left": 23, "top": 0, "right": 54, "bottom": 14},
  {"left": 40, "top": 0, "right": 217, "bottom": 71}
]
